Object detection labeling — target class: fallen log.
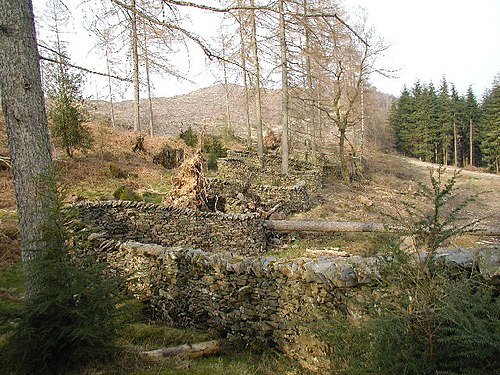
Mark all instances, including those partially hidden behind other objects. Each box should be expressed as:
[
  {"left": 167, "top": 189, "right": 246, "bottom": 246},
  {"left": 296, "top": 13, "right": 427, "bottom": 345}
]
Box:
[
  {"left": 264, "top": 220, "right": 403, "bottom": 233},
  {"left": 141, "top": 340, "right": 221, "bottom": 359},
  {"left": 264, "top": 220, "right": 500, "bottom": 236}
]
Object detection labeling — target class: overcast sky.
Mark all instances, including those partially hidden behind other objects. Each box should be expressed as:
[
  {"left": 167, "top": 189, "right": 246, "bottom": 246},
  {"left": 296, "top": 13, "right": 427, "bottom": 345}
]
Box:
[
  {"left": 32, "top": 0, "right": 500, "bottom": 99},
  {"left": 348, "top": 0, "right": 500, "bottom": 97}
]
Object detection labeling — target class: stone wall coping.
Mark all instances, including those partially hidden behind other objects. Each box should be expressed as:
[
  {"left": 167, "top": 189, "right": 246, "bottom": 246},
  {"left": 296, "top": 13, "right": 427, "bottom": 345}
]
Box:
[{"left": 71, "top": 200, "right": 263, "bottom": 222}]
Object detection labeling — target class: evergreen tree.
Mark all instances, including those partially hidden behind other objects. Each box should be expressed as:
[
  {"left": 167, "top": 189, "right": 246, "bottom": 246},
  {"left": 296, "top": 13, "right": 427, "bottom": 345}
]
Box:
[
  {"left": 45, "top": 48, "right": 92, "bottom": 158},
  {"left": 409, "top": 81, "right": 439, "bottom": 162},
  {"left": 390, "top": 86, "right": 415, "bottom": 155},
  {"left": 450, "top": 84, "right": 466, "bottom": 166},
  {"left": 480, "top": 78, "right": 500, "bottom": 173},
  {"left": 42, "top": 0, "right": 92, "bottom": 158},
  {"left": 465, "top": 86, "right": 481, "bottom": 166},
  {"left": 437, "top": 77, "right": 452, "bottom": 165}
]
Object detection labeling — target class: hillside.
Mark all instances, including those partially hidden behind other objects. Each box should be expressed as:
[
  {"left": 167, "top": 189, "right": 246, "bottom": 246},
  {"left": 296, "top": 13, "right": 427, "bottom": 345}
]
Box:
[
  {"left": 87, "top": 84, "right": 395, "bottom": 145},
  {"left": 1, "top": 116, "right": 498, "bottom": 264},
  {"left": 87, "top": 84, "right": 281, "bottom": 137}
]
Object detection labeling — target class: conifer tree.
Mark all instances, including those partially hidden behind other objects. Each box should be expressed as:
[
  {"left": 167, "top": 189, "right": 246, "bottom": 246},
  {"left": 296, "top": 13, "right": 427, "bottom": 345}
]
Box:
[
  {"left": 480, "top": 78, "right": 500, "bottom": 173},
  {"left": 450, "top": 84, "right": 466, "bottom": 166},
  {"left": 390, "top": 86, "right": 414, "bottom": 155},
  {"left": 437, "top": 77, "right": 452, "bottom": 164},
  {"left": 42, "top": 0, "right": 92, "bottom": 157},
  {"left": 465, "top": 86, "right": 481, "bottom": 166}
]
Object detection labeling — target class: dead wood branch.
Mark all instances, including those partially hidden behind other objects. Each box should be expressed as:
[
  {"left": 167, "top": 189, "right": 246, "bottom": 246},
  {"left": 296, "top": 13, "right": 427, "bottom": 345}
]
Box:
[
  {"left": 39, "top": 54, "right": 132, "bottom": 82},
  {"left": 141, "top": 340, "right": 221, "bottom": 359}
]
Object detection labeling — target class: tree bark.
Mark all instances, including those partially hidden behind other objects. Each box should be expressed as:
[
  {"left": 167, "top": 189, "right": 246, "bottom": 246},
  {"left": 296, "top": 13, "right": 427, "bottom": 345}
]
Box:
[
  {"left": 469, "top": 117, "right": 473, "bottom": 166},
  {"left": 131, "top": 0, "right": 141, "bottom": 132},
  {"left": 237, "top": 3, "right": 252, "bottom": 149},
  {"left": 0, "top": 0, "right": 56, "bottom": 297},
  {"left": 279, "top": 0, "right": 289, "bottom": 175},
  {"left": 264, "top": 220, "right": 500, "bottom": 236},
  {"left": 104, "top": 45, "right": 116, "bottom": 128},
  {"left": 265, "top": 220, "right": 397, "bottom": 233},
  {"left": 303, "top": 0, "right": 316, "bottom": 164},
  {"left": 141, "top": 340, "right": 221, "bottom": 359},
  {"left": 453, "top": 121, "right": 458, "bottom": 167},
  {"left": 249, "top": 0, "right": 264, "bottom": 159},
  {"left": 221, "top": 39, "right": 232, "bottom": 134},
  {"left": 142, "top": 21, "right": 154, "bottom": 136},
  {"left": 339, "top": 127, "right": 350, "bottom": 182}
]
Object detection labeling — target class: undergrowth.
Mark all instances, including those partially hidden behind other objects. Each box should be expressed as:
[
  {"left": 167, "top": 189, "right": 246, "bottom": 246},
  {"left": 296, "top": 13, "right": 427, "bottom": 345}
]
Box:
[{"left": 318, "top": 167, "right": 500, "bottom": 374}]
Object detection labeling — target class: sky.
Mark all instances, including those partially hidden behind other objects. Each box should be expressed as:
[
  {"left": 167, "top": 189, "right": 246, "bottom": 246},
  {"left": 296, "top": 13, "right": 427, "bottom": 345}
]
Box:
[
  {"left": 32, "top": 0, "right": 500, "bottom": 99},
  {"left": 348, "top": 0, "right": 500, "bottom": 97}
]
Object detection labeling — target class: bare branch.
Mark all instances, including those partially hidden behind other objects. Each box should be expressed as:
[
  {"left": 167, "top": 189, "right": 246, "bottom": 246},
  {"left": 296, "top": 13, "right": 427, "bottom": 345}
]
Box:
[{"left": 39, "top": 54, "right": 132, "bottom": 82}]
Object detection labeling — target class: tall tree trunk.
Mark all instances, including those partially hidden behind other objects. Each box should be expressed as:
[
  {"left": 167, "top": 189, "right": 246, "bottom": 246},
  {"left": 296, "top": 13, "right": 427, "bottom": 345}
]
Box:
[
  {"left": 249, "top": 0, "right": 264, "bottom": 159},
  {"left": 131, "top": 0, "right": 140, "bottom": 132},
  {"left": 453, "top": 121, "right": 458, "bottom": 167},
  {"left": 339, "top": 127, "right": 350, "bottom": 182},
  {"left": 104, "top": 46, "right": 116, "bottom": 128},
  {"left": 238, "top": 5, "right": 252, "bottom": 149},
  {"left": 317, "top": 91, "right": 322, "bottom": 140},
  {"left": 469, "top": 117, "right": 473, "bottom": 166},
  {"left": 0, "top": 0, "right": 56, "bottom": 297},
  {"left": 222, "top": 41, "right": 232, "bottom": 134},
  {"left": 360, "top": 81, "right": 365, "bottom": 157},
  {"left": 142, "top": 22, "right": 154, "bottom": 136},
  {"left": 303, "top": 0, "right": 316, "bottom": 164},
  {"left": 279, "top": 0, "right": 289, "bottom": 174}
]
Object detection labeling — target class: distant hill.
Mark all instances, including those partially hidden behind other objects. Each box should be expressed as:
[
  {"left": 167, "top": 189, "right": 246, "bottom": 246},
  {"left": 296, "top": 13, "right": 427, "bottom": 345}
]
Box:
[
  {"left": 87, "top": 83, "right": 395, "bottom": 140},
  {"left": 87, "top": 84, "right": 281, "bottom": 137}
]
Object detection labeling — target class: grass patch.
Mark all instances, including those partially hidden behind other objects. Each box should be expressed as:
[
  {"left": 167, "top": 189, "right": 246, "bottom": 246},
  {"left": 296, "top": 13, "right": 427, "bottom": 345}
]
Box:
[{"left": 268, "top": 232, "right": 402, "bottom": 258}]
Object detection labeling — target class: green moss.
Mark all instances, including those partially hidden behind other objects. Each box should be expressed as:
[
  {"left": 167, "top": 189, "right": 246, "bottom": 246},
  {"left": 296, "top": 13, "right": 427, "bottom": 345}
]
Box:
[{"left": 113, "top": 186, "right": 142, "bottom": 201}]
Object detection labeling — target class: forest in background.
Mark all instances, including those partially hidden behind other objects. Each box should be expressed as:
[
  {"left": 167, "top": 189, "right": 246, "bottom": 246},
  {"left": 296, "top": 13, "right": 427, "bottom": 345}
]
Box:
[{"left": 390, "top": 76, "right": 499, "bottom": 173}]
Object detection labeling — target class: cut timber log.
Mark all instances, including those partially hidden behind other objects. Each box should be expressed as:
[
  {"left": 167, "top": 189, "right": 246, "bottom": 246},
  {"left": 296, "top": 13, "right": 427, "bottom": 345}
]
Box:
[
  {"left": 141, "top": 340, "right": 221, "bottom": 359},
  {"left": 264, "top": 220, "right": 402, "bottom": 233},
  {"left": 264, "top": 220, "right": 500, "bottom": 236}
]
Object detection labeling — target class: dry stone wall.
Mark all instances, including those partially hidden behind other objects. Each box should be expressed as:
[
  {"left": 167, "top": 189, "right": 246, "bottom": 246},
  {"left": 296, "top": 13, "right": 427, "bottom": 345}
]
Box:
[
  {"left": 84, "top": 238, "right": 499, "bottom": 372},
  {"left": 218, "top": 151, "right": 324, "bottom": 192},
  {"left": 90, "top": 240, "right": 383, "bottom": 370},
  {"left": 72, "top": 200, "right": 267, "bottom": 256},
  {"left": 206, "top": 177, "right": 310, "bottom": 215}
]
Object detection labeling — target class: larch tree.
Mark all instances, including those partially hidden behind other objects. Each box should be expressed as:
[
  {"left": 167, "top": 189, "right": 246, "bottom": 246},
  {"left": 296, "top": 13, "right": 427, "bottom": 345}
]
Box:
[
  {"left": 249, "top": 0, "right": 264, "bottom": 159},
  {"left": 278, "top": 0, "right": 290, "bottom": 174},
  {"left": 0, "top": 0, "right": 57, "bottom": 296},
  {"left": 236, "top": 0, "right": 252, "bottom": 149}
]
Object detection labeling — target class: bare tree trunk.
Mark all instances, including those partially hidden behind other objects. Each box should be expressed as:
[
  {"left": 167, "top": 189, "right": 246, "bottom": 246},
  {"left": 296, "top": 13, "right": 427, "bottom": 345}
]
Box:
[
  {"left": 360, "top": 80, "right": 365, "bottom": 157},
  {"left": 453, "top": 121, "right": 458, "bottom": 167},
  {"left": 143, "top": 22, "right": 154, "bottom": 136},
  {"left": 317, "top": 91, "right": 322, "bottom": 140},
  {"left": 279, "top": 0, "right": 289, "bottom": 174},
  {"left": 221, "top": 41, "right": 232, "bottom": 134},
  {"left": 104, "top": 46, "right": 116, "bottom": 128},
  {"left": 469, "top": 117, "right": 473, "bottom": 166},
  {"left": 131, "top": 0, "right": 140, "bottom": 132},
  {"left": 0, "top": 0, "right": 56, "bottom": 297},
  {"left": 238, "top": 5, "right": 252, "bottom": 149},
  {"left": 303, "top": 0, "right": 316, "bottom": 164},
  {"left": 249, "top": 0, "right": 264, "bottom": 159},
  {"left": 339, "top": 127, "right": 350, "bottom": 182}
]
